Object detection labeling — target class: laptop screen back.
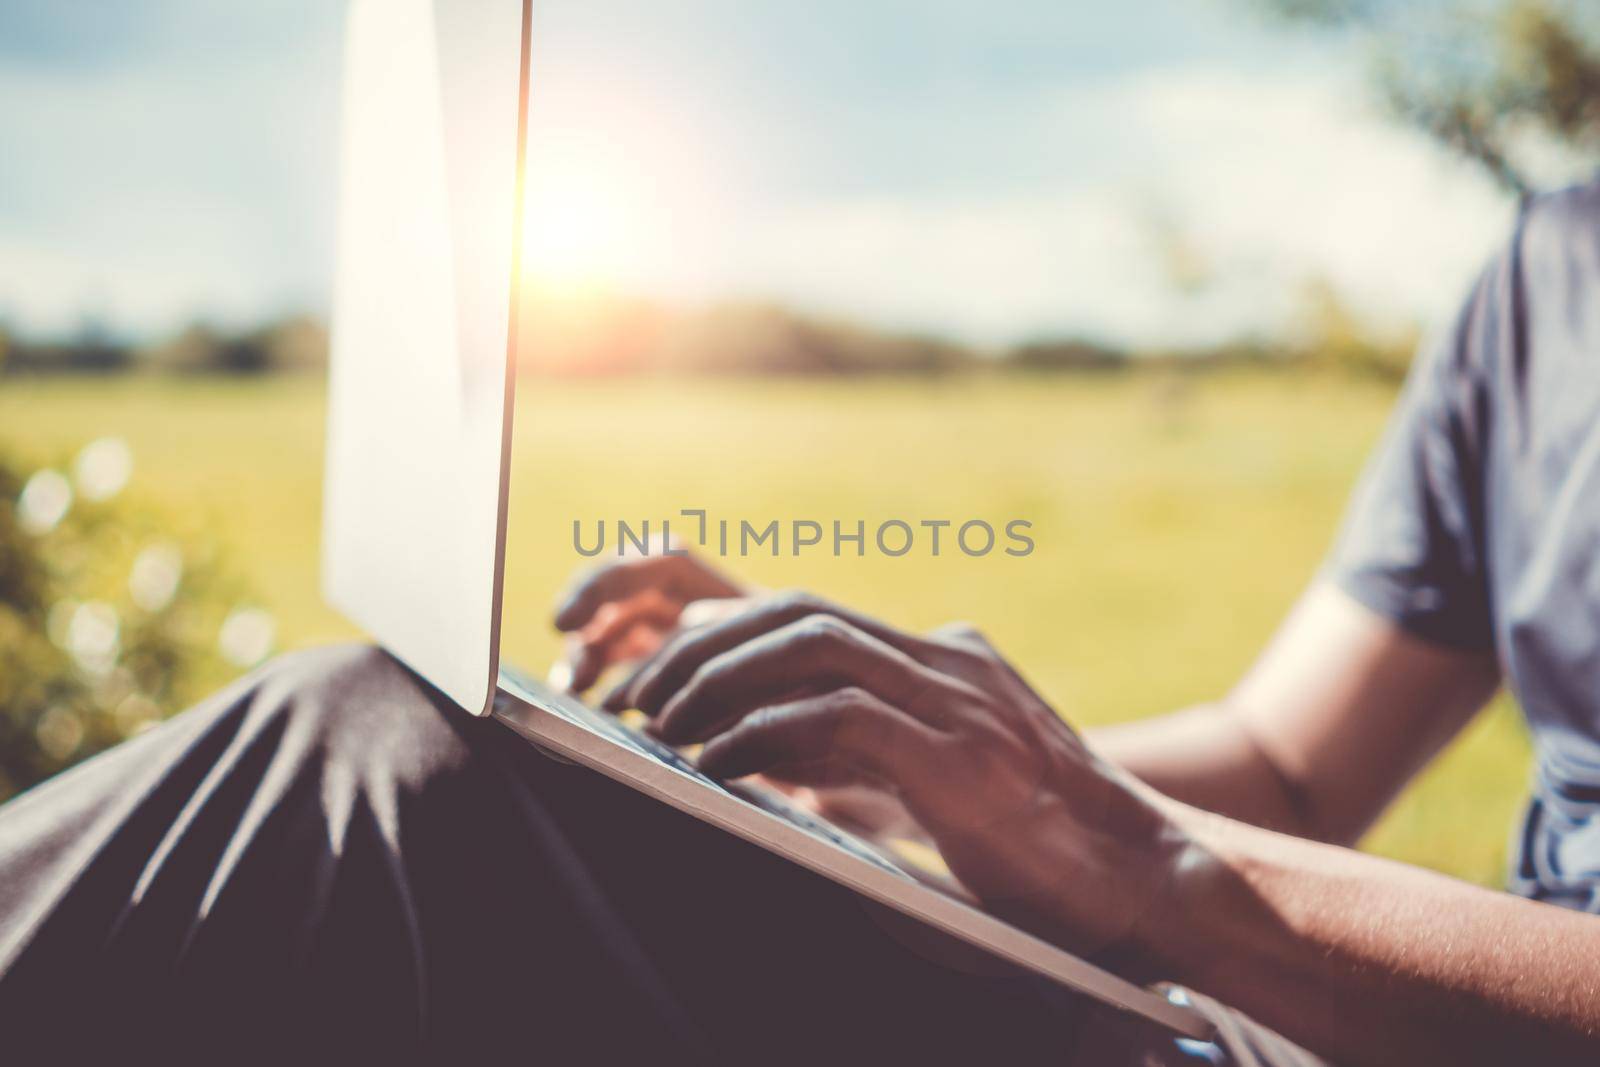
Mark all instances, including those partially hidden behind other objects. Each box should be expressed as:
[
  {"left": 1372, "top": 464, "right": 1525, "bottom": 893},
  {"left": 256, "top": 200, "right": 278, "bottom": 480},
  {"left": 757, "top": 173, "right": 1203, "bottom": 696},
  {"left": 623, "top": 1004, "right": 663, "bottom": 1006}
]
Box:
[{"left": 323, "top": 0, "right": 530, "bottom": 714}]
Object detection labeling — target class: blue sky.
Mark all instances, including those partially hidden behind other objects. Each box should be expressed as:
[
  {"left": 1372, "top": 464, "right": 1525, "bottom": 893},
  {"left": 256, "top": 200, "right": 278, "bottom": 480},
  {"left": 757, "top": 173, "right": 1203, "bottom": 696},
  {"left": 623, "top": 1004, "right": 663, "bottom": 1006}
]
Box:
[{"left": 0, "top": 0, "right": 1517, "bottom": 346}]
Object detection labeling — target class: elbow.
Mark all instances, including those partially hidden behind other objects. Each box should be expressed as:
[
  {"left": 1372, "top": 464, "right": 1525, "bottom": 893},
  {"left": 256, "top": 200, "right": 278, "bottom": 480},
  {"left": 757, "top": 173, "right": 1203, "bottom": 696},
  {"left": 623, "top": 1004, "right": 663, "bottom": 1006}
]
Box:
[
  {"left": 1229, "top": 711, "right": 1363, "bottom": 846},
  {"left": 1297, "top": 795, "right": 1367, "bottom": 848}
]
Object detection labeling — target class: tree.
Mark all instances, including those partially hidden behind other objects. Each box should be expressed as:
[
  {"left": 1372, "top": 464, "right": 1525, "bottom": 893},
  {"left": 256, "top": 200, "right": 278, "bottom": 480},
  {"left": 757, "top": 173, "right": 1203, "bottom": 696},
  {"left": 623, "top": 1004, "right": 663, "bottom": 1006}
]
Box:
[
  {"left": 0, "top": 444, "right": 264, "bottom": 799},
  {"left": 1006, "top": 338, "right": 1129, "bottom": 373},
  {"left": 1254, "top": 0, "right": 1600, "bottom": 196},
  {"left": 146, "top": 321, "right": 271, "bottom": 375}
]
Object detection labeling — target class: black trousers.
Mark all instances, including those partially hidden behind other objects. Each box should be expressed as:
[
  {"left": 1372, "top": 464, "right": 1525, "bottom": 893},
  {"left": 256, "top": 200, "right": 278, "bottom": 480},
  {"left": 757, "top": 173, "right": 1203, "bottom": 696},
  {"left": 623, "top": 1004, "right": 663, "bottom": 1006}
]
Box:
[{"left": 0, "top": 646, "right": 1309, "bottom": 1065}]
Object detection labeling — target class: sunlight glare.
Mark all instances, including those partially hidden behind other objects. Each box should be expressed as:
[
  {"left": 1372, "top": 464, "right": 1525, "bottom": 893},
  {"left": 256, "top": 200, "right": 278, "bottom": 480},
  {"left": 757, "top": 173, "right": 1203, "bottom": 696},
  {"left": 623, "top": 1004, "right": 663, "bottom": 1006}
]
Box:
[
  {"left": 517, "top": 91, "right": 719, "bottom": 301},
  {"left": 520, "top": 162, "right": 633, "bottom": 295}
]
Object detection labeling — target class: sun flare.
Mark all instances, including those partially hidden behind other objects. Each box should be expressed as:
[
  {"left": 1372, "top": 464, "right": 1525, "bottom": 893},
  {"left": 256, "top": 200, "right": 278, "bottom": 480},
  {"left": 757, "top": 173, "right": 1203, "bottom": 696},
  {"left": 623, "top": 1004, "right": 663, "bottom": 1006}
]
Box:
[
  {"left": 519, "top": 163, "right": 632, "bottom": 296},
  {"left": 516, "top": 90, "right": 717, "bottom": 302}
]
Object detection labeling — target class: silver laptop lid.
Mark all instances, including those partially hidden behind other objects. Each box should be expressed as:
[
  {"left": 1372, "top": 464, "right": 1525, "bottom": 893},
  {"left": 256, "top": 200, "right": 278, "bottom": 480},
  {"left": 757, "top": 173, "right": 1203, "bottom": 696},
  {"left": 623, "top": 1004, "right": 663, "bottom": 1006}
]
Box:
[{"left": 323, "top": 0, "right": 530, "bottom": 714}]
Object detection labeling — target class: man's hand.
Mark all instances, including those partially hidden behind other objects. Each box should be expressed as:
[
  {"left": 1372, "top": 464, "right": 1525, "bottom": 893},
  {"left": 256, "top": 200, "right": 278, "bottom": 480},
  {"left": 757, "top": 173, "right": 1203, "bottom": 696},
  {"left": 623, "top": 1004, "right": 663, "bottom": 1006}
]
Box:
[
  {"left": 602, "top": 590, "right": 1192, "bottom": 956},
  {"left": 551, "top": 552, "right": 749, "bottom": 693},
  {"left": 552, "top": 554, "right": 926, "bottom": 840}
]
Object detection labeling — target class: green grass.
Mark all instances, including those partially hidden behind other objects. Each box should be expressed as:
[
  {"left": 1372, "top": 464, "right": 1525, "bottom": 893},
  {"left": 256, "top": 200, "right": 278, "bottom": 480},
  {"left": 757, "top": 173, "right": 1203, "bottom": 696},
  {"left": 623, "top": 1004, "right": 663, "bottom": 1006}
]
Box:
[{"left": 0, "top": 371, "right": 1531, "bottom": 884}]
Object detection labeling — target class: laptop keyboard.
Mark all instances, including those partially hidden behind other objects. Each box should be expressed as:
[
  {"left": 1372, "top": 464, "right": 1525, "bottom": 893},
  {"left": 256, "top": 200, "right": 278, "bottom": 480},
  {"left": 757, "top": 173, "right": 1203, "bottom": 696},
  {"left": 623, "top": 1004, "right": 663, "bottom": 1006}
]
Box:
[{"left": 498, "top": 666, "right": 911, "bottom": 880}]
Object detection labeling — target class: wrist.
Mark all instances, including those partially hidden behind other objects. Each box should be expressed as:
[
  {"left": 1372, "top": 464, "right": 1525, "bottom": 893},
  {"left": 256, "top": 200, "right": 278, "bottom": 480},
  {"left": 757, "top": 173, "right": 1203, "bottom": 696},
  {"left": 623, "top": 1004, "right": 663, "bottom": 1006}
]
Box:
[{"left": 1101, "top": 785, "right": 1253, "bottom": 988}]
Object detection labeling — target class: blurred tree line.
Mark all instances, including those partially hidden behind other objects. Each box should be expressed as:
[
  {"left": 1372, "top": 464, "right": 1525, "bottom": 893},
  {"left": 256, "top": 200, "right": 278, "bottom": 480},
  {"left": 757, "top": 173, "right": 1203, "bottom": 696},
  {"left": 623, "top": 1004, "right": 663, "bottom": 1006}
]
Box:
[
  {"left": 0, "top": 315, "right": 329, "bottom": 377},
  {"left": 0, "top": 284, "right": 1420, "bottom": 384},
  {"left": 509, "top": 285, "right": 1418, "bottom": 380}
]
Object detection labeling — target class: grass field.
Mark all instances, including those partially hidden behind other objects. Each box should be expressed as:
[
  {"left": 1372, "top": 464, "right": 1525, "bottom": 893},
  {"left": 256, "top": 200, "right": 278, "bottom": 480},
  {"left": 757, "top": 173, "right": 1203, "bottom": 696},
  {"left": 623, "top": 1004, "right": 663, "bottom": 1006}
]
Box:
[{"left": 0, "top": 371, "right": 1531, "bottom": 885}]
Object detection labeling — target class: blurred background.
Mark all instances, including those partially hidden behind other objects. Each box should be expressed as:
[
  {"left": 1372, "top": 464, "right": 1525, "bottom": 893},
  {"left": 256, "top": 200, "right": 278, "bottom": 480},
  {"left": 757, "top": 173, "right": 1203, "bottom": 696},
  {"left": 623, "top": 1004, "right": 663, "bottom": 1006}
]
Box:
[{"left": 4, "top": 0, "right": 1598, "bottom": 883}]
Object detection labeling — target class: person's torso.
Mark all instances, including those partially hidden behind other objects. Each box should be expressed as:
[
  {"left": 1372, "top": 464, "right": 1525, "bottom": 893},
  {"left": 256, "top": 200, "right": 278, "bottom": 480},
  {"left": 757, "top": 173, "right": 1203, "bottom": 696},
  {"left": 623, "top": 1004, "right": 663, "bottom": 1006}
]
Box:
[{"left": 1482, "top": 182, "right": 1600, "bottom": 906}]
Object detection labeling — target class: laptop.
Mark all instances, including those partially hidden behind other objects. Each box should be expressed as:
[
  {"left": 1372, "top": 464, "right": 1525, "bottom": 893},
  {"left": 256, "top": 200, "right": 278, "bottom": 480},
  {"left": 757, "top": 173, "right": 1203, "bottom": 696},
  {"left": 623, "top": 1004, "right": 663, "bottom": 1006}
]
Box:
[{"left": 322, "top": 0, "right": 1210, "bottom": 1042}]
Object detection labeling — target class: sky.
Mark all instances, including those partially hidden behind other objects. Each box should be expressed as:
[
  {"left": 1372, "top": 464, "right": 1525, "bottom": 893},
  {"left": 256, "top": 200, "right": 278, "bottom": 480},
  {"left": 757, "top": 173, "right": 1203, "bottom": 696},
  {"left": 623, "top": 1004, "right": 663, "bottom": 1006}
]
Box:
[{"left": 0, "top": 0, "right": 1521, "bottom": 348}]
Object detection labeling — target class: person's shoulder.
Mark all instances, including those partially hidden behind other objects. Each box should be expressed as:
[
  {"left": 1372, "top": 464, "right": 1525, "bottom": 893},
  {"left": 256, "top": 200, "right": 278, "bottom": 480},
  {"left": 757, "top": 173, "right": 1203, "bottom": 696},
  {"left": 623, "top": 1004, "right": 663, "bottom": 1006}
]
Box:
[
  {"left": 1518, "top": 177, "right": 1600, "bottom": 261},
  {"left": 1413, "top": 182, "right": 1600, "bottom": 385}
]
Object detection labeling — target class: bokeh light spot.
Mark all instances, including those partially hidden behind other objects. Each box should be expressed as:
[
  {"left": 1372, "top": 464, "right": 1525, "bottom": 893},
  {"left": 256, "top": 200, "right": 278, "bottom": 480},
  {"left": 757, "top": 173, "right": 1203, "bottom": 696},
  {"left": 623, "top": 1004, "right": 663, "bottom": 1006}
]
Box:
[
  {"left": 219, "top": 607, "right": 276, "bottom": 668},
  {"left": 74, "top": 437, "right": 133, "bottom": 502},
  {"left": 18, "top": 469, "right": 73, "bottom": 534}
]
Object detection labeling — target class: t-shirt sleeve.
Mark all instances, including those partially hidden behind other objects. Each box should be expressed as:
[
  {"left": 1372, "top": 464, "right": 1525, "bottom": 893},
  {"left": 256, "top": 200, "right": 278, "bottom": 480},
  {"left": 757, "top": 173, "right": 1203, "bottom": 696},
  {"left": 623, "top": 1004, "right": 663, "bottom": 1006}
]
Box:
[{"left": 1323, "top": 237, "right": 1518, "bottom": 652}]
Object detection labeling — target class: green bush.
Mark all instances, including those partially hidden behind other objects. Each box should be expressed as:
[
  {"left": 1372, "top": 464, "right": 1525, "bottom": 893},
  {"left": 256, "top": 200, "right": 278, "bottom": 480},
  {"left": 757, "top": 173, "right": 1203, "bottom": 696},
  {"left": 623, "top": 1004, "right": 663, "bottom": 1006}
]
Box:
[{"left": 0, "top": 441, "right": 271, "bottom": 801}]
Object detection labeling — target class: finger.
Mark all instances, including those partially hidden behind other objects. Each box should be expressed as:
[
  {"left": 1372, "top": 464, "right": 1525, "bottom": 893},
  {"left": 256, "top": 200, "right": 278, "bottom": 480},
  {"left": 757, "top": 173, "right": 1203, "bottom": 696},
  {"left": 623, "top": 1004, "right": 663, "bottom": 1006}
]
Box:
[
  {"left": 597, "top": 596, "right": 756, "bottom": 709},
  {"left": 563, "top": 591, "right": 683, "bottom": 692},
  {"left": 605, "top": 643, "right": 831, "bottom": 715},
  {"left": 601, "top": 659, "right": 651, "bottom": 712},
  {"left": 810, "top": 787, "right": 923, "bottom": 840},
  {"left": 757, "top": 760, "right": 876, "bottom": 791},
  {"left": 754, "top": 771, "right": 929, "bottom": 843},
  {"left": 567, "top": 627, "right": 665, "bottom": 695},
  {"left": 627, "top": 593, "right": 939, "bottom": 717},
  {"left": 652, "top": 616, "right": 959, "bottom": 744},
  {"left": 554, "top": 554, "right": 739, "bottom": 632},
  {"left": 581, "top": 588, "right": 682, "bottom": 646},
  {"left": 679, "top": 596, "right": 754, "bottom": 630},
  {"left": 696, "top": 687, "right": 941, "bottom": 791}
]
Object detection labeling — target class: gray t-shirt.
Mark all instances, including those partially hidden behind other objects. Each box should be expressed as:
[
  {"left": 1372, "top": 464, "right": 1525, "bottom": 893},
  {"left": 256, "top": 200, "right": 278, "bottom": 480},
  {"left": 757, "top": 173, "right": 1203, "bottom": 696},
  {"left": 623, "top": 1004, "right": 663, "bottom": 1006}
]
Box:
[{"left": 1328, "top": 179, "right": 1600, "bottom": 910}]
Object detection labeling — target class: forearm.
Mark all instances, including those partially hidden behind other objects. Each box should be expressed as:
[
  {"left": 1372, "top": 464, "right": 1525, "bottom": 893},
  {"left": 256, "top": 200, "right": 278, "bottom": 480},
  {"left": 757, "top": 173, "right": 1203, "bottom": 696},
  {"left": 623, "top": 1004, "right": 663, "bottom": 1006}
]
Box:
[
  {"left": 1088, "top": 704, "right": 1323, "bottom": 839},
  {"left": 1090, "top": 584, "right": 1503, "bottom": 848},
  {"left": 1138, "top": 804, "right": 1600, "bottom": 1066}
]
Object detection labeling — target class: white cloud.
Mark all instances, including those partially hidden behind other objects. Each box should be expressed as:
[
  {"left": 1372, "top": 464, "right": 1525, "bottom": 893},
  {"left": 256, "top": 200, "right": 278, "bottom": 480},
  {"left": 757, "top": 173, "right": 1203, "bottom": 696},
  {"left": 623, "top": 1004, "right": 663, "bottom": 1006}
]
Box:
[
  {"left": 0, "top": 18, "right": 1520, "bottom": 351},
  {"left": 0, "top": 235, "right": 271, "bottom": 335},
  {"left": 1118, "top": 67, "right": 1515, "bottom": 338},
  {"left": 681, "top": 65, "right": 1517, "bottom": 348},
  {"left": 0, "top": 24, "right": 339, "bottom": 337}
]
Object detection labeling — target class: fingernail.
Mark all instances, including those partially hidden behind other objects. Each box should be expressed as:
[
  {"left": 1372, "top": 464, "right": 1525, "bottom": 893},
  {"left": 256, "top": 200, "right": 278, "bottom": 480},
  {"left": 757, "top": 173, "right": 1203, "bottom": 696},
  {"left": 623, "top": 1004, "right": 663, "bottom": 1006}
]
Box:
[
  {"left": 546, "top": 660, "right": 574, "bottom": 692},
  {"left": 694, "top": 742, "right": 735, "bottom": 780},
  {"left": 553, "top": 600, "right": 581, "bottom": 630},
  {"left": 652, "top": 699, "right": 687, "bottom": 742}
]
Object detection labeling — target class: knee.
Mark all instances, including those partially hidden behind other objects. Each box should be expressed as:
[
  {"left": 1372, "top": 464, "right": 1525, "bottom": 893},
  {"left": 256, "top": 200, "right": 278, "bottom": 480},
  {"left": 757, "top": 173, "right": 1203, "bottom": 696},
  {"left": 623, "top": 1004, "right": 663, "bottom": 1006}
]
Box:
[
  {"left": 241, "top": 644, "right": 469, "bottom": 781},
  {"left": 252, "top": 644, "right": 426, "bottom": 713}
]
